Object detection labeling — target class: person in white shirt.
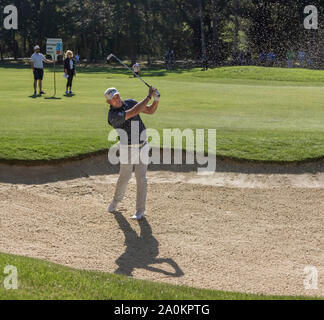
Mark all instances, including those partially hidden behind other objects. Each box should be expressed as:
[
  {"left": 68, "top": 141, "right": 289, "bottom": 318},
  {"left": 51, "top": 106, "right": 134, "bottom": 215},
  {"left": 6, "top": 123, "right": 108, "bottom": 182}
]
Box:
[
  {"left": 132, "top": 62, "right": 141, "bottom": 77},
  {"left": 30, "top": 45, "right": 54, "bottom": 96}
]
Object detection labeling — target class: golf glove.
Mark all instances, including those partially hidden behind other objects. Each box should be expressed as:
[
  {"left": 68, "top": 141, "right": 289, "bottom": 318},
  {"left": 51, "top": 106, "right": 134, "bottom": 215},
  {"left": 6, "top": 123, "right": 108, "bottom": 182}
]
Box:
[{"left": 154, "top": 90, "right": 160, "bottom": 102}]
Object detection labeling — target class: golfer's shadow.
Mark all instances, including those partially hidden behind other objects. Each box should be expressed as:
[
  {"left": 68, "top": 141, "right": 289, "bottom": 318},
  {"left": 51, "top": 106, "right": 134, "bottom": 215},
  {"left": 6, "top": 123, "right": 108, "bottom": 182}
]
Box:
[{"left": 113, "top": 212, "right": 184, "bottom": 278}]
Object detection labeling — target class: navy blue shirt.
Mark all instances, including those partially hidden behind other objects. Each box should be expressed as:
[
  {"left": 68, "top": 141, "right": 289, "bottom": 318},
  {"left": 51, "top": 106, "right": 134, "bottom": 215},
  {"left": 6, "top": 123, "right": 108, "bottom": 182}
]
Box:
[{"left": 108, "top": 99, "right": 147, "bottom": 145}]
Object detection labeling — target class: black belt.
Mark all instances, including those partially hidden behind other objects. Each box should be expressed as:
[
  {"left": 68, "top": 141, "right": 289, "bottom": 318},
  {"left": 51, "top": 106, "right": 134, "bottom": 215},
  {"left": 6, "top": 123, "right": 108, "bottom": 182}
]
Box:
[{"left": 120, "top": 141, "right": 147, "bottom": 148}]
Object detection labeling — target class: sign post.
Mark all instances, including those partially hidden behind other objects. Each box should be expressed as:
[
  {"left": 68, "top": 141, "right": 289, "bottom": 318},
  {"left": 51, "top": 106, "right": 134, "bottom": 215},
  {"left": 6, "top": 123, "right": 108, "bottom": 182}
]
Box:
[
  {"left": 46, "top": 38, "right": 63, "bottom": 96},
  {"left": 54, "top": 59, "right": 56, "bottom": 96}
]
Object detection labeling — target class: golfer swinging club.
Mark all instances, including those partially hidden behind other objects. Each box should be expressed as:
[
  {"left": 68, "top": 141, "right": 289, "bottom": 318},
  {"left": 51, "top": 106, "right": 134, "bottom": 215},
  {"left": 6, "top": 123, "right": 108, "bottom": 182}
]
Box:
[{"left": 105, "top": 86, "right": 160, "bottom": 220}]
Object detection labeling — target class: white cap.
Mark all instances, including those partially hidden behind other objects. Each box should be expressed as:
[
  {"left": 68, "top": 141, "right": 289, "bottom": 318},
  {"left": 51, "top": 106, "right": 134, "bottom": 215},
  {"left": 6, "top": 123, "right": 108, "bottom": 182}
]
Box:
[
  {"left": 34, "top": 45, "right": 40, "bottom": 51},
  {"left": 104, "top": 88, "right": 119, "bottom": 101}
]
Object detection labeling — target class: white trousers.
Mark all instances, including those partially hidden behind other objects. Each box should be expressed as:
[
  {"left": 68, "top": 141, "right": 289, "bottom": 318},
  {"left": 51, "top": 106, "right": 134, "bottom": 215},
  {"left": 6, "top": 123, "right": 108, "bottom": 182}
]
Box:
[{"left": 113, "top": 143, "right": 150, "bottom": 213}]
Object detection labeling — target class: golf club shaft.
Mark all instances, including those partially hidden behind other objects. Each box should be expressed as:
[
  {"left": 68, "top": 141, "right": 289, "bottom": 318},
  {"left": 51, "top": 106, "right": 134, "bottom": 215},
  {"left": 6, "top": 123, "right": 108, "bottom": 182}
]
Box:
[
  {"left": 108, "top": 53, "right": 160, "bottom": 97},
  {"left": 110, "top": 54, "right": 150, "bottom": 88}
]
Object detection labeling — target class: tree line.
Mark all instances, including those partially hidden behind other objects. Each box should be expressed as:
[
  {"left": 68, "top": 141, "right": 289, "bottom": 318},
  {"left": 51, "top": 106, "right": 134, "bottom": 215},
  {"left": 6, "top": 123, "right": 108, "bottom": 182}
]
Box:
[{"left": 0, "top": 0, "right": 323, "bottom": 67}]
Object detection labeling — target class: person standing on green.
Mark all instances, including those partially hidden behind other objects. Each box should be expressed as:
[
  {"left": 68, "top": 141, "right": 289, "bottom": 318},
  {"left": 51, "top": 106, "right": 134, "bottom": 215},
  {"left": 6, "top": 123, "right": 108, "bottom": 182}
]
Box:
[
  {"left": 64, "top": 50, "right": 76, "bottom": 95},
  {"left": 30, "top": 45, "right": 55, "bottom": 96},
  {"left": 287, "top": 51, "right": 295, "bottom": 68}
]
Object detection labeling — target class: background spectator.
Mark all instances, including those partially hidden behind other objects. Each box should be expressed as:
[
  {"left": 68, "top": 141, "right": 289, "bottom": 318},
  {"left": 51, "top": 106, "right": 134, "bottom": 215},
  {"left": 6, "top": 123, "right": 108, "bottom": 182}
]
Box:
[
  {"left": 75, "top": 53, "right": 80, "bottom": 66},
  {"left": 267, "top": 52, "right": 276, "bottom": 67},
  {"left": 298, "top": 50, "right": 306, "bottom": 68},
  {"left": 132, "top": 62, "right": 141, "bottom": 77},
  {"left": 239, "top": 50, "right": 245, "bottom": 65},
  {"left": 246, "top": 50, "right": 252, "bottom": 65},
  {"left": 64, "top": 50, "right": 76, "bottom": 95},
  {"left": 287, "top": 51, "right": 296, "bottom": 68},
  {"left": 260, "top": 51, "right": 267, "bottom": 65}
]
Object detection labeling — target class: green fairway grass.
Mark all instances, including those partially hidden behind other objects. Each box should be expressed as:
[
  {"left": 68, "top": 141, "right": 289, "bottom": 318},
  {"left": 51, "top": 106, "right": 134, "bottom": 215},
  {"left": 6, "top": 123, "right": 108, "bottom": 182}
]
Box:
[
  {"left": 0, "top": 252, "right": 320, "bottom": 300},
  {"left": 1, "top": 64, "right": 324, "bottom": 162}
]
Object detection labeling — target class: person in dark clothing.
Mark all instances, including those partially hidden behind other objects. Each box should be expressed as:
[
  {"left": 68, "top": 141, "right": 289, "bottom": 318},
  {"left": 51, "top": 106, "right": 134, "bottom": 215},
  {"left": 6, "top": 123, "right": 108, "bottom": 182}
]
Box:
[
  {"left": 105, "top": 86, "right": 160, "bottom": 220},
  {"left": 260, "top": 51, "right": 267, "bottom": 65},
  {"left": 201, "top": 49, "right": 208, "bottom": 71},
  {"left": 164, "top": 50, "right": 170, "bottom": 71},
  {"left": 246, "top": 50, "right": 252, "bottom": 65},
  {"left": 64, "top": 50, "right": 76, "bottom": 95},
  {"left": 239, "top": 50, "right": 245, "bottom": 65}
]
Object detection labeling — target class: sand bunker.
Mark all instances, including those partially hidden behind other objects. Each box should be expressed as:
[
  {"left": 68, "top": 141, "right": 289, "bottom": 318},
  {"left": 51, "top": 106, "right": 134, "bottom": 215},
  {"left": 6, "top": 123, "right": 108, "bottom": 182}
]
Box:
[{"left": 0, "top": 153, "right": 323, "bottom": 297}]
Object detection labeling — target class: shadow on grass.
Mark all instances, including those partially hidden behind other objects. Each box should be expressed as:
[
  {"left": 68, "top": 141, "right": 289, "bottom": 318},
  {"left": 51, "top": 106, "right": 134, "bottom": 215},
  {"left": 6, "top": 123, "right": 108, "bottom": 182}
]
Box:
[
  {"left": 70, "top": 64, "right": 195, "bottom": 77},
  {"left": 113, "top": 212, "right": 184, "bottom": 278},
  {"left": 0, "top": 61, "right": 196, "bottom": 78},
  {"left": 1, "top": 147, "right": 324, "bottom": 186},
  {"left": 0, "top": 62, "right": 30, "bottom": 70},
  {"left": 76, "top": 65, "right": 171, "bottom": 76},
  {"left": 28, "top": 94, "right": 41, "bottom": 99},
  {"left": 44, "top": 97, "right": 62, "bottom": 100}
]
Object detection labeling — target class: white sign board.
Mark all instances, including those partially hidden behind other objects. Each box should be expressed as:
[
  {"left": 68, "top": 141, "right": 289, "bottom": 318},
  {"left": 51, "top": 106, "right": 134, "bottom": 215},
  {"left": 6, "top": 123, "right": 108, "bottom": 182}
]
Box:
[{"left": 46, "top": 38, "right": 63, "bottom": 60}]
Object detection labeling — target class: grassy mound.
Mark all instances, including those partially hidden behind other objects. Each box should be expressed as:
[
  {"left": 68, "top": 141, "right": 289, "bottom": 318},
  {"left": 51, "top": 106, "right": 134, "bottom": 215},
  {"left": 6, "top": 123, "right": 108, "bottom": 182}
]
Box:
[{"left": 0, "top": 253, "right": 317, "bottom": 300}]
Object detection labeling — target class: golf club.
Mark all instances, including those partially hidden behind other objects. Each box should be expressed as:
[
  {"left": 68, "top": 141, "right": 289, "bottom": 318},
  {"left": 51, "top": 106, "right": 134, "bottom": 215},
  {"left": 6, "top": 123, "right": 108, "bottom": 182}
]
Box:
[{"left": 107, "top": 53, "right": 160, "bottom": 97}]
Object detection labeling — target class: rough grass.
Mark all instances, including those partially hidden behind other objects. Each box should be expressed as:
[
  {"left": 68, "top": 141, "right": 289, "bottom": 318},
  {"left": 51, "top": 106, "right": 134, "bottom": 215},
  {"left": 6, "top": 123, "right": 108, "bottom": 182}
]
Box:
[
  {"left": 1, "top": 64, "right": 324, "bottom": 162},
  {"left": 0, "top": 253, "right": 320, "bottom": 300}
]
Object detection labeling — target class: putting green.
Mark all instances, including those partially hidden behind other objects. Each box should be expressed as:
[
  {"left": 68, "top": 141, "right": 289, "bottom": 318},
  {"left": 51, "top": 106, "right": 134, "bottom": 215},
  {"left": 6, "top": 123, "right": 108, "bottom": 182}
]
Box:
[{"left": 0, "top": 64, "right": 324, "bottom": 162}]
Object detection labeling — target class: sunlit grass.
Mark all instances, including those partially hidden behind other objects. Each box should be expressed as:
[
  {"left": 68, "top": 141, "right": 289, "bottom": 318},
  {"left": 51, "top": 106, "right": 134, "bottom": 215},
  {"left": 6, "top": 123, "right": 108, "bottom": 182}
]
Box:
[
  {"left": 0, "top": 253, "right": 319, "bottom": 300},
  {"left": 0, "top": 64, "right": 324, "bottom": 161}
]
